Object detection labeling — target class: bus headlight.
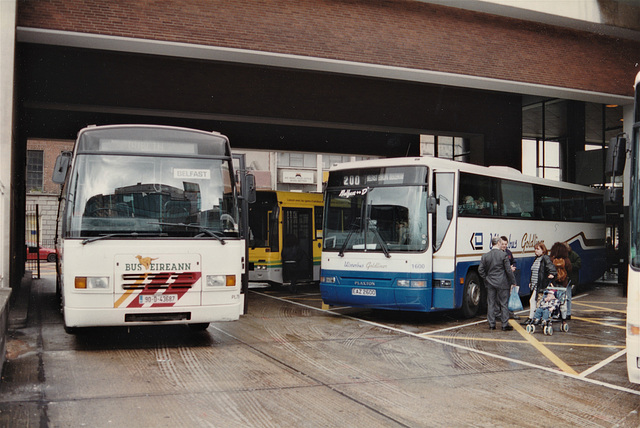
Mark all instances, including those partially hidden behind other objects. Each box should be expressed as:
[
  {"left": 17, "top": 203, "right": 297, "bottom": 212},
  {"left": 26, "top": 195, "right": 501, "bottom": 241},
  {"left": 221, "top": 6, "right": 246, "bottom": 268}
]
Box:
[
  {"left": 321, "top": 276, "right": 336, "bottom": 284},
  {"left": 75, "top": 276, "right": 109, "bottom": 289},
  {"left": 398, "top": 280, "right": 427, "bottom": 288},
  {"left": 206, "top": 275, "right": 236, "bottom": 287},
  {"left": 629, "top": 323, "right": 640, "bottom": 336}
]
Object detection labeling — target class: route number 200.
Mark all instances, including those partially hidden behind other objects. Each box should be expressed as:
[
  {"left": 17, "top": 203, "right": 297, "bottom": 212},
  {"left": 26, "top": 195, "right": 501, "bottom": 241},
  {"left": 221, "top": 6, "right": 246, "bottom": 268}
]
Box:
[{"left": 343, "top": 175, "right": 361, "bottom": 186}]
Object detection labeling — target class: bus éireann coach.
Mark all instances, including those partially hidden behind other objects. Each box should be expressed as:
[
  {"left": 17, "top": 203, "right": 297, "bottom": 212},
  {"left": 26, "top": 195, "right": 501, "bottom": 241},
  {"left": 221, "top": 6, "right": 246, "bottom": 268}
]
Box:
[
  {"left": 628, "top": 71, "right": 640, "bottom": 383},
  {"left": 248, "top": 191, "right": 323, "bottom": 286},
  {"left": 52, "top": 124, "right": 254, "bottom": 333},
  {"left": 320, "top": 156, "right": 607, "bottom": 317}
]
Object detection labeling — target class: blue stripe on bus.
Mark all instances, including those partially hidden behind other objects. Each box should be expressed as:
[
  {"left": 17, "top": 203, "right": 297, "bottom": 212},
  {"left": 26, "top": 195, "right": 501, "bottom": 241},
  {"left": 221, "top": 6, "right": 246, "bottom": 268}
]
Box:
[
  {"left": 320, "top": 269, "right": 456, "bottom": 312},
  {"left": 321, "top": 246, "right": 606, "bottom": 313},
  {"left": 456, "top": 246, "right": 606, "bottom": 298}
]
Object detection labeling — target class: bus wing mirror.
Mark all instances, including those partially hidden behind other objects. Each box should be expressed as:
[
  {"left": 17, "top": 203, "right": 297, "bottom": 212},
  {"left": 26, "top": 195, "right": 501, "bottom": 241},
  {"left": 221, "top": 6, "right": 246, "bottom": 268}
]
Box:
[
  {"left": 446, "top": 205, "right": 454, "bottom": 220},
  {"left": 52, "top": 151, "right": 72, "bottom": 184},
  {"left": 605, "top": 135, "right": 626, "bottom": 177},
  {"left": 604, "top": 187, "right": 623, "bottom": 205},
  {"left": 244, "top": 173, "right": 256, "bottom": 204},
  {"left": 427, "top": 193, "right": 437, "bottom": 214}
]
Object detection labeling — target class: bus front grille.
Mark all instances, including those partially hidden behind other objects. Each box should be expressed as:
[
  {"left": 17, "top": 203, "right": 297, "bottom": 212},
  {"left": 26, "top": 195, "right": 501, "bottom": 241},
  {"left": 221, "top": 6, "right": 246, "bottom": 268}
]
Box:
[
  {"left": 121, "top": 272, "right": 199, "bottom": 290},
  {"left": 125, "top": 312, "right": 191, "bottom": 322}
]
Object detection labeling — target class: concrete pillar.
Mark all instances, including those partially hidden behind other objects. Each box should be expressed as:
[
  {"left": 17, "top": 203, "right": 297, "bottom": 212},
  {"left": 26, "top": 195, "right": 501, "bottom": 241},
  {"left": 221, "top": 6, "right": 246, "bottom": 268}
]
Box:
[
  {"left": 566, "top": 100, "right": 586, "bottom": 183},
  {"left": 0, "top": 0, "right": 16, "bottom": 290}
]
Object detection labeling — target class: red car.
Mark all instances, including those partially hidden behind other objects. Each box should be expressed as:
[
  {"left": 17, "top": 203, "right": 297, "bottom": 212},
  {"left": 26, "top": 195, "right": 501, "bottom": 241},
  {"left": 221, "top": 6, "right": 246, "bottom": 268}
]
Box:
[{"left": 26, "top": 245, "right": 57, "bottom": 262}]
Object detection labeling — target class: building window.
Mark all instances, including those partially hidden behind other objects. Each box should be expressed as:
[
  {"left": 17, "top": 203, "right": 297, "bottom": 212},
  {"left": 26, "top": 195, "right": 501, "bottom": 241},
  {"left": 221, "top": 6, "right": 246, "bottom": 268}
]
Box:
[
  {"left": 522, "top": 139, "right": 561, "bottom": 181},
  {"left": 420, "top": 135, "right": 470, "bottom": 162},
  {"left": 278, "top": 152, "right": 317, "bottom": 168},
  {"left": 26, "top": 150, "right": 44, "bottom": 192},
  {"left": 323, "top": 155, "right": 351, "bottom": 169}
]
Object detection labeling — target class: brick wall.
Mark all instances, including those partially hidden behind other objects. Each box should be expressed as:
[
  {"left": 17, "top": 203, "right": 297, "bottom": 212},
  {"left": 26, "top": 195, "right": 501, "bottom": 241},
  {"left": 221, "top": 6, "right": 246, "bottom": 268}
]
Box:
[
  {"left": 26, "top": 138, "right": 73, "bottom": 246},
  {"left": 27, "top": 139, "right": 74, "bottom": 195},
  {"left": 17, "top": 0, "right": 640, "bottom": 97}
]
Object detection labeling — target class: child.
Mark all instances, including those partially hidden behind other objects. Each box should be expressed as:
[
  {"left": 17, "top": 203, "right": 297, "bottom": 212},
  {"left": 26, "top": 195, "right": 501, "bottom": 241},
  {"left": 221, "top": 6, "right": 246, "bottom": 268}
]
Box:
[{"left": 531, "top": 289, "right": 560, "bottom": 325}]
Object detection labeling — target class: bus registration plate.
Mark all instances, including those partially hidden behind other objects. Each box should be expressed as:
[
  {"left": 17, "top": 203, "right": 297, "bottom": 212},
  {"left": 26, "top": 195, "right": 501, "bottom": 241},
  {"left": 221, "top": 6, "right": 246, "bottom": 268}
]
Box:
[
  {"left": 352, "top": 288, "right": 376, "bottom": 296},
  {"left": 139, "top": 294, "right": 178, "bottom": 304}
]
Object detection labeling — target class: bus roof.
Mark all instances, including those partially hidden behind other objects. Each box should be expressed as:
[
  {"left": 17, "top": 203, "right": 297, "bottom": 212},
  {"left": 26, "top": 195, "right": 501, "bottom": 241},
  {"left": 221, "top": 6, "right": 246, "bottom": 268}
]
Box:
[
  {"left": 75, "top": 124, "right": 230, "bottom": 157},
  {"left": 328, "top": 156, "right": 602, "bottom": 194}
]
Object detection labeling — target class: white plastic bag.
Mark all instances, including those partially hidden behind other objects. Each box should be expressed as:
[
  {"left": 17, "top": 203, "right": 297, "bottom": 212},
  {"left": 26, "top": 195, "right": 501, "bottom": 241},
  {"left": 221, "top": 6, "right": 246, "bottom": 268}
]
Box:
[{"left": 508, "top": 286, "right": 523, "bottom": 311}]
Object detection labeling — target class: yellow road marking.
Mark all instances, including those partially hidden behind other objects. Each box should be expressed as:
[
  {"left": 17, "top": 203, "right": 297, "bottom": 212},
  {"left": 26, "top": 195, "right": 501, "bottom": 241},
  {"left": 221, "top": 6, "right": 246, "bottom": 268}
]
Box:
[
  {"left": 425, "top": 335, "right": 624, "bottom": 349},
  {"left": 579, "top": 350, "right": 627, "bottom": 377},
  {"left": 571, "top": 316, "right": 626, "bottom": 330},
  {"left": 575, "top": 317, "right": 625, "bottom": 321},
  {"left": 571, "top": 301, "right": 626, "bottom": 314},
  {"left": 510, "top": 320, "right": 578, "bottom": 375},
  {"left": 573, "top": 301, "right": 626, "bottom": 305}
]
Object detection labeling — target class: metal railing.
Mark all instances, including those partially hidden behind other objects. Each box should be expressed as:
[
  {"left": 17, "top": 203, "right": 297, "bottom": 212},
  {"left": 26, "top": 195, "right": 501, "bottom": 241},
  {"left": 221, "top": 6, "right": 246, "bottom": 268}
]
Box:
[{"left": 25, "top": 204, "right": 55, "bottom": 279}]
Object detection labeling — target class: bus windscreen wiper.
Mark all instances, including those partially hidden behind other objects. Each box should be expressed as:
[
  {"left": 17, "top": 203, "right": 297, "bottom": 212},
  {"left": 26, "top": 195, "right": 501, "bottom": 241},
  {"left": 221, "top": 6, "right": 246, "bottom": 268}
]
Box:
[
  {"left": 150, "top": 222, "right": 227, "bottom": 245},
  {"left": 368, "top": 219, "right": 391, "bottom": 258},
  {"left": 81, "top": 232, "right": 165, "bottom": 245},
  {"left": 338, "top": 219, "right": 361, "bottom": 257}
]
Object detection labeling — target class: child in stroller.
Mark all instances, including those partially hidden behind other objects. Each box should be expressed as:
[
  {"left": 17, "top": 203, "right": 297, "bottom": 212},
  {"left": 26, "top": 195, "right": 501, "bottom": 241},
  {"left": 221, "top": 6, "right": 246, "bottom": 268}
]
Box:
[{"left": 525, "top": 287, "right": 569, "bottom": 335}]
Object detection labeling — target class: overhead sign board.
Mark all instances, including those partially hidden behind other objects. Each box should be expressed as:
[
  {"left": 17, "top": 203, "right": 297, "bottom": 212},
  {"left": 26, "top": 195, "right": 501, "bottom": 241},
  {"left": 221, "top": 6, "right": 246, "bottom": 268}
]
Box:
[{"left": 280, "top": 170, "right": 315, "bottom": 184}]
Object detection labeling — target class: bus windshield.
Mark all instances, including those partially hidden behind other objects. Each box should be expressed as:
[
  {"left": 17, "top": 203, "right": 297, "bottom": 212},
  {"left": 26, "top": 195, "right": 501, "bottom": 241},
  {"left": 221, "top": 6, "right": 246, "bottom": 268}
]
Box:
[
  {"left": 65, "top": 154, "right": 239, "bottom": 238},
  {"left": 323, "top": 185, "right": 428, "bottom": 253}
]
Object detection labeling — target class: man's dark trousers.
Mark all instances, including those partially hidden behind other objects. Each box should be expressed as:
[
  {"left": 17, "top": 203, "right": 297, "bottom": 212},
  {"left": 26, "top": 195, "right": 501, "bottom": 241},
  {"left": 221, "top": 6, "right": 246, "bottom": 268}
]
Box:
[{"left": 487, "top": 284, "right": 510, "bottom": 327}]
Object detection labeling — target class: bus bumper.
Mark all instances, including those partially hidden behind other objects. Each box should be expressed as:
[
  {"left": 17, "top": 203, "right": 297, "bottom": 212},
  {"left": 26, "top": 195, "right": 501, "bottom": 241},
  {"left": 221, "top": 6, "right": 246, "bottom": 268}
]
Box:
[
  {"left": 320, "top": 283, "right": 430, "bottom": 311},
  {"left": 63, "top": 302, "right": 243, "bottom": 328}
]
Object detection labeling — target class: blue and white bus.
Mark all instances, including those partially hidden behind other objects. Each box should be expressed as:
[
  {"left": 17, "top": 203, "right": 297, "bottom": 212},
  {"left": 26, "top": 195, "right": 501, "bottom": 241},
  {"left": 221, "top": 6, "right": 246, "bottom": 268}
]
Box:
[{"left": 320, "top": 156, "right": 607, "bottom": 317}]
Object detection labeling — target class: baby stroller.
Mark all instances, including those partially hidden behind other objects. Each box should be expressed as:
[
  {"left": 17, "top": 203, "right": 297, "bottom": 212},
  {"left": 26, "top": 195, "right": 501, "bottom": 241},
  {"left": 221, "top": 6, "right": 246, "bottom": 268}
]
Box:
[{"left": 525, "top": 285, "right": 569, "bottom": 336}]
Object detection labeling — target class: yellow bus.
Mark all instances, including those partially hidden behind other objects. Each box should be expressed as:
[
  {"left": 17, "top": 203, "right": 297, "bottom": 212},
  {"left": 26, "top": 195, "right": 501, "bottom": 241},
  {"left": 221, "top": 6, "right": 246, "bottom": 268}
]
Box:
[{"left": 248, "top": 191, "right": 323, "bottom": 286}]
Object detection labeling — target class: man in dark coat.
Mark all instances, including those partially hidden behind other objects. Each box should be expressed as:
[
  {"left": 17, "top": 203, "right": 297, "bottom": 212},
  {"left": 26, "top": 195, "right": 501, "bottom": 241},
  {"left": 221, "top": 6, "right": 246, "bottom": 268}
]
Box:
[
  {"left": 479, "top": 236, "right": 517, "bottom": 331},
  {"left": 500, "top": 235, "right": 520, "bottom": 320}
]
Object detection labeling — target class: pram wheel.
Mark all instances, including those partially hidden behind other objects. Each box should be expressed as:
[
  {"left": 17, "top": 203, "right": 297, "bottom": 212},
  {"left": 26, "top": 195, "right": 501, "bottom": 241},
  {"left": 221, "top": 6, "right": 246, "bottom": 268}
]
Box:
[
  {"left": 561, "top": 322, "right": 569, "bottom": 332},
  {"left": 526, "top": 324, "right": 535, "bottom": 334},
  {"left": 543, "top": 325, "right": 553, "bottom": 336}
]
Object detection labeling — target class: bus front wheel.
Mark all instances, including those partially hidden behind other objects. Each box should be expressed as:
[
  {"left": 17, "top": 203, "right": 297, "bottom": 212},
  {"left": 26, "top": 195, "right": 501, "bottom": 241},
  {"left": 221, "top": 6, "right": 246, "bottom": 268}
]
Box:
[
  {"left": 462, "top": 271, "right": 483, "bottom": 318},
  {"left": 188, "top": 323, "right": 210, "bottom": 331}
]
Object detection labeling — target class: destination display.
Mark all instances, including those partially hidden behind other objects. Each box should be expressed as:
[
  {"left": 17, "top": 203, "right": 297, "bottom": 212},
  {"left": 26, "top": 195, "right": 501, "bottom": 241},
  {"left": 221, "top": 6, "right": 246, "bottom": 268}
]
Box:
[{"left": 327, "top": 166, "right": 428, "bottom": 188}]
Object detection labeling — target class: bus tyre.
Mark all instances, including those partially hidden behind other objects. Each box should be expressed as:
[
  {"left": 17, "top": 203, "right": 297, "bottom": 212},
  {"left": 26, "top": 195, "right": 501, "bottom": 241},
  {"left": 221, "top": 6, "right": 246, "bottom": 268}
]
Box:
[
  {"left": 461, "top": 271, "right": 483, "bottom": 318},
  {"left": 55, "top": 275, "right": 62, "bottom": 301},
  {"left": 188, "top": 323, "right": 210, "bottom": 331},
  {"left": 64, "top": 324, "right": 80, "bottom": 334}
]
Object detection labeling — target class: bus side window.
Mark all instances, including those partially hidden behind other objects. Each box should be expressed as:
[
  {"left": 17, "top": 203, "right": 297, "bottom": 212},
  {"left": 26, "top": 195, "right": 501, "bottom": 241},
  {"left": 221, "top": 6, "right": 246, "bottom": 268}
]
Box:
[{"left": 502, "top": 180, "right": 534, "bottom": 218}]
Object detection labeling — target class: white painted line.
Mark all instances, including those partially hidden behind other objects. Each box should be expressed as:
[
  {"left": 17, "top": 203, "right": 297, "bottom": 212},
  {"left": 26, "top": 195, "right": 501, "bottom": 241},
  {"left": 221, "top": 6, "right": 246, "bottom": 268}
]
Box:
[
  {"left": 254, "top": 291, "right": 640, "bottom": 397},
  {"left": 579, "top": 349, "right": 627, "bottom": 378},
  {"left": 420, "top": 319, "right": 485, "bottom": 335}
]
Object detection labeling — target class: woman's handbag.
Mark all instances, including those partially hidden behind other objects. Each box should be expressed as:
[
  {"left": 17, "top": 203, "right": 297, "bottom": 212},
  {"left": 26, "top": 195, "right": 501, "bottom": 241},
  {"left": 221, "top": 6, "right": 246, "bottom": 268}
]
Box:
[{"left": 508, "top": 286, "right": 523, "bottom": 311}]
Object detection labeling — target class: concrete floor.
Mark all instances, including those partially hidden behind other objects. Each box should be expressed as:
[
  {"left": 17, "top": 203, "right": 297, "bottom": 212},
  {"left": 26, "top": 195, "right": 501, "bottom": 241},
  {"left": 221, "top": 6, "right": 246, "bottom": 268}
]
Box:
[{"left": 1, "top": 267, "right": 639, "bottom": 427}]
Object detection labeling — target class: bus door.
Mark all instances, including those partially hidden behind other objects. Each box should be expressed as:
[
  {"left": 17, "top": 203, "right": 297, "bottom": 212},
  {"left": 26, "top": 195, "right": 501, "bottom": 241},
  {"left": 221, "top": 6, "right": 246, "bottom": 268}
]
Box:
[
  {"left": 431, "top": 172, "right": 456, "bottom": 308},
  {"left": 282, "top": 207, "right": 313, "bottom": 281}
]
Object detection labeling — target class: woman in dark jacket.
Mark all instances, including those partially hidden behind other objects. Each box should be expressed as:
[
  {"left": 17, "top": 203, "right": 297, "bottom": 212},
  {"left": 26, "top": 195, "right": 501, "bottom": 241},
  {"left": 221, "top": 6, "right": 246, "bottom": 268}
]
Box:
[{"left": 525, "top": 241, "right": 557, "bottom": 324}]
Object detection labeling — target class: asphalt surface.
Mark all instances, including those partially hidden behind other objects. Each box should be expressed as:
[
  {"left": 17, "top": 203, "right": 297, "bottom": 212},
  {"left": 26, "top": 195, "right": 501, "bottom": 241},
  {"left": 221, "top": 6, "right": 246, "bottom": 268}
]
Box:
[{"left": 1, "top": 266, "right": 639, "bottom": 427}]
